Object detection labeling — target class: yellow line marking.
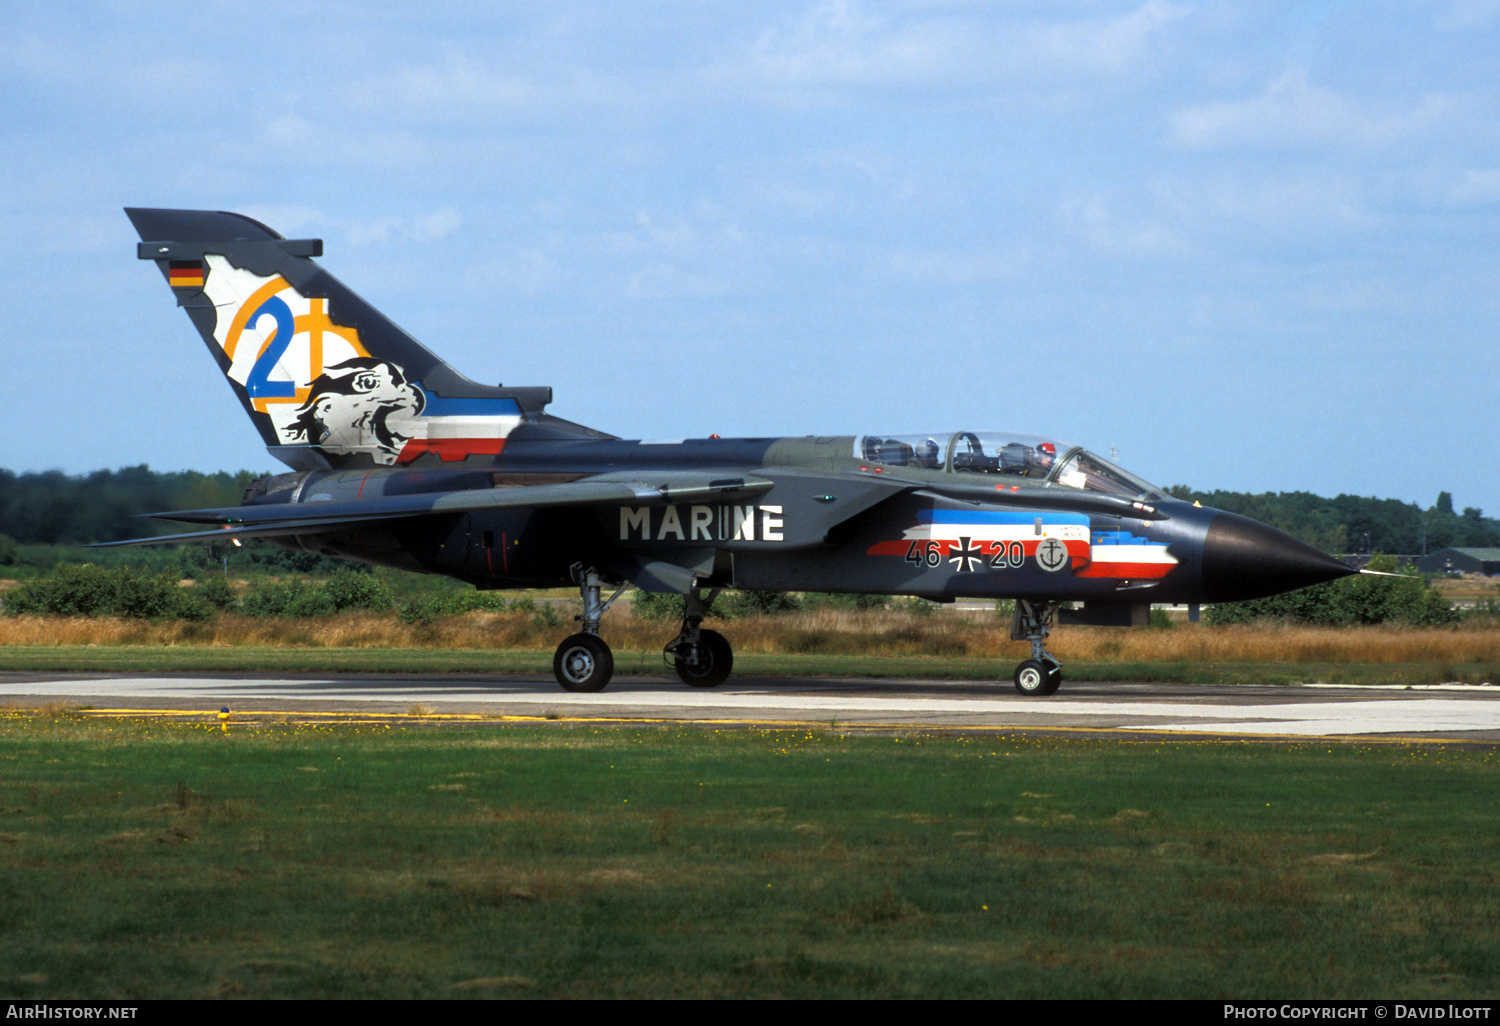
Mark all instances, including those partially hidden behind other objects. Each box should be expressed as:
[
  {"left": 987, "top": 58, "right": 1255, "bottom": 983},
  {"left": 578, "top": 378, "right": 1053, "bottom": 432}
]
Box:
[{"left": 56, "top": 708, "right": 1488, "bottom": 745}]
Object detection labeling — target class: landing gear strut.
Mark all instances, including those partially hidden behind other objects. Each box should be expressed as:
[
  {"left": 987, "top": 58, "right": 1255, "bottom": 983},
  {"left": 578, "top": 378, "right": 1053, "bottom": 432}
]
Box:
[
  {"left": 552, "top": 567, "right": 629, "bottom": 692},
  {"left": 1010, "top": 599, "right": 1063, "bottom": 696},
  {"left": 663, "top": 586, "right": 733, "bottom": 687}
]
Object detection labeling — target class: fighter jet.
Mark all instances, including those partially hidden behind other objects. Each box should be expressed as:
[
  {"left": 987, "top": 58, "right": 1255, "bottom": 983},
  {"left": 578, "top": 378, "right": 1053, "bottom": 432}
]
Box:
[{"left": 116, "top": 207, "right": 1354, "bottom": 695}]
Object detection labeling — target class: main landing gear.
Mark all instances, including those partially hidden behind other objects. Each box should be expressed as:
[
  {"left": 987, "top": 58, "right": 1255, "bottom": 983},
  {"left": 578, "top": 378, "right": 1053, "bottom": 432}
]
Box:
[
  {"left": 1010, "top": 599, "right": 1063, "bottom": 696},
  {"left": 552, "top": 568, "right": 630, "bottom": 693},
  {"left": 662, "top": 587, "right": 733, "bottom": 687},
  {"left": 551, "top": 568, "right": 735, "bottom": 692}
]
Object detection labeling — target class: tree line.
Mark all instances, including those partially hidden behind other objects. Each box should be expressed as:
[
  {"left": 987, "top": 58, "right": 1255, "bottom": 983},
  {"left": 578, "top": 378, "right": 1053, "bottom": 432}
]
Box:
[
  {"left": 0, "top": 466, "right": 372, "bottom": 575},
  {"left": 1165, "top": 486, "right": 1498, "bottom": 554},
  {"left": 0, "top": 466, "right": 260, "bottom": 546}
]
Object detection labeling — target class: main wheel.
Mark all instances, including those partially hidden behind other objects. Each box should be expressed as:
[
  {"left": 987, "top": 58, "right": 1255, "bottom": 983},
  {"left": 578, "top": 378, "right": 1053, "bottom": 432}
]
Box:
[
  {"left": 554, "top": 633, "right": 613, "bottom": 692},
  {"left": 673, "top": 628, "right": 733, "bottom": 687},
  {"left": 1013, "top": 659, "right": 1060, "bottom": 697}
]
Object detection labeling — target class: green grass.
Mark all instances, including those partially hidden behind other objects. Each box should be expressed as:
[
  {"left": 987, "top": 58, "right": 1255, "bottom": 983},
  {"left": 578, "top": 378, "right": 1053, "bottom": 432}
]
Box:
[{"left": 1, "top": 711, "right": 1497, "bottom": 998}]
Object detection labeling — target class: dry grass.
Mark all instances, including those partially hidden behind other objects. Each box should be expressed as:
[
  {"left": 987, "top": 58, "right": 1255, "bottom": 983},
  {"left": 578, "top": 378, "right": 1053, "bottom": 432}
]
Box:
[
  {"left": 1, "top": 606, "right": 1497, "bottom": 667},
  {"left": 1432, "top": 575, "right": 1500, "bottom": 603},
  {"left": 1052, "top": 622, "right": 1500, "bottom": 665}
]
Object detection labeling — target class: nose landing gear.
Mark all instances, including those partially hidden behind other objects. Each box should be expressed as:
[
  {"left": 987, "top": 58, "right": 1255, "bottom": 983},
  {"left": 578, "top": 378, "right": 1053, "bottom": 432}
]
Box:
[{"left": 1010, "top": 599, "right": 1062, "bottom": 696}]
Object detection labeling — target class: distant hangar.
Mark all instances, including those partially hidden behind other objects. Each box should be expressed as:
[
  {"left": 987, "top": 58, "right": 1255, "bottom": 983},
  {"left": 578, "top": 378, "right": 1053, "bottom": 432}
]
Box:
[{"left": 1416, "top": 548, "right": 1500, "bottom": 575}]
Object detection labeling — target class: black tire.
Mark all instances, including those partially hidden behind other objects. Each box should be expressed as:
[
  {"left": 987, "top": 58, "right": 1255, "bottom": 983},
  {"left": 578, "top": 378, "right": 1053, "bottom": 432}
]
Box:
[
  {"left": 1013, "top": 659, "right": 1059, "bottom": 697},
  {"left": 674, "top": 628, "right": 733, "bottom": 687},
  {"left": 554, "top": 633, "right": 613, "bottom": 692}
]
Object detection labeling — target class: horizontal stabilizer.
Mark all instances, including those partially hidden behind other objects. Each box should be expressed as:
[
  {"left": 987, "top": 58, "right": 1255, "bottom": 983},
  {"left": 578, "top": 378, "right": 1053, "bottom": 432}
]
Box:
[{"left": 91, "top": 522, "right": 363, "bottom": 548}]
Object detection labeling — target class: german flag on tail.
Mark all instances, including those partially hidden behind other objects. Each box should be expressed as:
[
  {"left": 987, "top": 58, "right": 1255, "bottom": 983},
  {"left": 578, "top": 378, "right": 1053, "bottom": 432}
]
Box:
[{"left": 168, "top": 260, "right": 204, "bottom": 289}]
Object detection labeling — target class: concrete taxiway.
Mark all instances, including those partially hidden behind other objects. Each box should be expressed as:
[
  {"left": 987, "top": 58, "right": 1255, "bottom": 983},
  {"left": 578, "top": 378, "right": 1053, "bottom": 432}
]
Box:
[{"left": 4, "top": 672, "right": 1499, "bottom": 742}]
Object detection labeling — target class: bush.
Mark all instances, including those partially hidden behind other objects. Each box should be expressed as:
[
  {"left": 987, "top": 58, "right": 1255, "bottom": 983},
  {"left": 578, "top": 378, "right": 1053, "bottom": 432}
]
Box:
[
  {"left": 721, "top": 590, "right": 801, "bottom": 617},
  {"left": 631, "top": 591, "right": 686, "bottom": 623},
  {"left": 397, "top": 598, "right": 437, "bottom": 626},
  {"left": 1206, "top": 556, "right": 1459, "bottom": 627},
  {"left": 893, "top": 596, "right": 938, "bottom": 617},
  {"left": 2, "top": 563, "right": 209, "bottom": 620},
  {"left": 322, "top": 569, "right": 394, "bottom": 612},
  {"left": 420, "top": 590, "right": 508, "bottom": 615},
  {"left": 194, "top": 574, "right": 238, "bottom": 611},
  {"left": 389, "top": 588, "right": 509, "bottom": 624},
  {"left": 803, "top": 592, "right": 893, "bottom": 611},
  {"left": 240, "top": 579, "right": 336, "bottom": 618}
]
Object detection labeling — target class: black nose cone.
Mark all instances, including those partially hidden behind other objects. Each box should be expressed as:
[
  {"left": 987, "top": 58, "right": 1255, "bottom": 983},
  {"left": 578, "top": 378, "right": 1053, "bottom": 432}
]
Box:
[{"left": 1201, "top": 511, "right": 1356, "bottom": 603}]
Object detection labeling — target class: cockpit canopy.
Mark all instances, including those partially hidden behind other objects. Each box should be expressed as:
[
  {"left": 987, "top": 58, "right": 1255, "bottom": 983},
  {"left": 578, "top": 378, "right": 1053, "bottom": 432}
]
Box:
[{"left": 855, "top": 432, "right": 1163, "bottom": 501}]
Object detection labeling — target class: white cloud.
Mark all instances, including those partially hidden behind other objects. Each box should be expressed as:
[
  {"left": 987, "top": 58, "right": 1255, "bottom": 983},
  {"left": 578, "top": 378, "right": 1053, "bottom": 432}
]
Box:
[
  {"left": 230, "top": 205, "right": 462, "bottom": 248},
  {"left": 745, "top": 0, "right": 962, "bottom": 90},
  {"left": 1447, "top": 166, "right": 1500, "bottom": 203},
  {"left": 411, "top": 209, "right": 463, "bottom": 242},
  {"left": 0, "top": 23, "right": 227, "bottom": 117},
  {"left": 730, "top": 0, "right": 1192, "bottom": 101},
  {"left": 1060, "top": 191, "right": 1193, "bottom": 258},
  {"left": 1152, "top": 171, "right": 1372, "bottom": 235},
  {"left": 881, "top": 245, "right": 1033, "bottom": 285},
  {"left": 1029, "top": 0, "right": 1193, "bottom": 76},
  {"left": 1435, "top": 0, "right": 1500, "bottom": 30},
  {"left": 1170, "top": 67, "right": 1458, "bottom": 150},
  {"left": 458, "top": 247, "right": 564, "bottom": 298},
  {"left": 1057, "top": 169, "right": 1379, "bottom": 261},
  {"left": 343, "top": 210, "right": 465, "bottom": 246},
  {"left": 234, "top": 205, "right": 330, "bottom": 238},
  {"left": 339, "top": 51, "right": 545, "bottom": 120},
  {"left": 622, "top": 261, "right": 729, "bottom": 299}
]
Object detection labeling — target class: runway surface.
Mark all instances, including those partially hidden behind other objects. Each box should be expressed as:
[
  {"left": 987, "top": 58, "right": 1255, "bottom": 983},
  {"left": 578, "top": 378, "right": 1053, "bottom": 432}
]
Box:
[{"left": 4, "top": 671, "right": 1500, "bottom": 742}]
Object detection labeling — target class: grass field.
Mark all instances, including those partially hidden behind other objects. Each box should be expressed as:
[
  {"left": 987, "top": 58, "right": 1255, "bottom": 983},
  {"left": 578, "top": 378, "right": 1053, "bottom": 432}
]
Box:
[{"left": 1, "top": 708, "right": 1497, "bottom": 999}]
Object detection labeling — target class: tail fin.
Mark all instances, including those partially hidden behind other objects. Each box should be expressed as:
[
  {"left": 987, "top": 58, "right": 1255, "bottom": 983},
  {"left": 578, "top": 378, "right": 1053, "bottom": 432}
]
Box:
[{"left": 126, "top": 207, "right": 609, "bottom": 470}]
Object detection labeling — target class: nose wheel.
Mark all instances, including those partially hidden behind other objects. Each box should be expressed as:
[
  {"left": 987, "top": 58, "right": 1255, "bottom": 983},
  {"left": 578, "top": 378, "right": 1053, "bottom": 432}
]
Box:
[
  {"left": 1013, "top": 658, "right": 1062, "bottom": 696},
  {"left": 1011, "top": 600, "right": 1063, "bottom": 696}
]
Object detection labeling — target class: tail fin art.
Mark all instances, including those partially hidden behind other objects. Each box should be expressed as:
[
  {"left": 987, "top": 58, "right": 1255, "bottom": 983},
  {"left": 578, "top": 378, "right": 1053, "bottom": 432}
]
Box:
[{"left": 126, "top": 208, "right": 609, "bottom": 471}]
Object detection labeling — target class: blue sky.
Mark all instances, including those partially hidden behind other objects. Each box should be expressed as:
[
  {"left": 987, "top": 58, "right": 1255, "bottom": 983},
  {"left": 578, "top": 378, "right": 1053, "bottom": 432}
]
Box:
[{"left": 3, "top": 1, "right": 1497, "bottom": 515}]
